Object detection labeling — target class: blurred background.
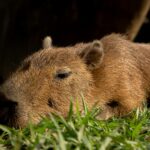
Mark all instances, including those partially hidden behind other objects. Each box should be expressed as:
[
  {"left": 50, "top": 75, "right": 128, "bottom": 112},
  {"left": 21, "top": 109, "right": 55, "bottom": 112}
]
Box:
[{"left": 0, "top": 0, "right": 150, "bottom": 80}]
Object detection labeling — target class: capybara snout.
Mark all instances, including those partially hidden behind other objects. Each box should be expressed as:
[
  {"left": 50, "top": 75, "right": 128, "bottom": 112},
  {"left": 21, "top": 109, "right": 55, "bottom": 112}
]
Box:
[
  {"left": 1, "top": 34, "right": 150, "bottom": 127},
  {"left": 0, "top": 91, "right": 17, "bottom": 126}
]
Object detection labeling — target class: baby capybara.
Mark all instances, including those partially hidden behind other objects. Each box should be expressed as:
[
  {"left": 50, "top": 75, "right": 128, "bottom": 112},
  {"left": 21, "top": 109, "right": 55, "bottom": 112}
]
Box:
[{"left": 0, "top": 34, "right": 150, "bottom": 128}]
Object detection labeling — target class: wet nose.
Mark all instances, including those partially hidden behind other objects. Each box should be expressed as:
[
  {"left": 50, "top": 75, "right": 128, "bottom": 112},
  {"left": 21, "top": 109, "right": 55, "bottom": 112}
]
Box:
[{"left": 0, "top": 91, "right": 17, "bottom": 125}]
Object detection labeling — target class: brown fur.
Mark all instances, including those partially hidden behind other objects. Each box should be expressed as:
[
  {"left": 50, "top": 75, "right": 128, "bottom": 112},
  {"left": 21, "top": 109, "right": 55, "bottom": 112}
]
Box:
[{"left": 0, "top": 34, "right": 150, "bottom": 128}]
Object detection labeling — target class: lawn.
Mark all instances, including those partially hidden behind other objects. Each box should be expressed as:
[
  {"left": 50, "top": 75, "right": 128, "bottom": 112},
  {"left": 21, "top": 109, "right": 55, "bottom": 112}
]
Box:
[{"left": 0, "top": 103, "right": 150, "bottom": 150}]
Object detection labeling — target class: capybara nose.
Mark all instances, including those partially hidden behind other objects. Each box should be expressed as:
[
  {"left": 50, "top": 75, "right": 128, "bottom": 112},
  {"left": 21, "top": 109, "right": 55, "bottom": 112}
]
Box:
[{"left": 0, "top": 92, "right": 17, "bottom": 125}]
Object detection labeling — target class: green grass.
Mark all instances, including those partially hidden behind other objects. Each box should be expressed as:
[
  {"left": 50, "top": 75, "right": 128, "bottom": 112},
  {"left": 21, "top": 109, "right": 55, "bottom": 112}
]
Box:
[{"left": 0, "top": 104, "right": 150, "bottom": 150}]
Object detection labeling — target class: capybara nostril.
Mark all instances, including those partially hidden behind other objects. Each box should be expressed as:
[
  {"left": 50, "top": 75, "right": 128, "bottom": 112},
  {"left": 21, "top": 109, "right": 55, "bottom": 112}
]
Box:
[{"left": 0, "top": 92, "right": 17, "bottom": 125}]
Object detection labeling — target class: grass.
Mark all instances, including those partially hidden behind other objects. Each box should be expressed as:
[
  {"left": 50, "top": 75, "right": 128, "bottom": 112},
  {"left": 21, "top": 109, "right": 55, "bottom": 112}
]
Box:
[{"left": 0, "top": 102, "right": 150, "bottom": 150}]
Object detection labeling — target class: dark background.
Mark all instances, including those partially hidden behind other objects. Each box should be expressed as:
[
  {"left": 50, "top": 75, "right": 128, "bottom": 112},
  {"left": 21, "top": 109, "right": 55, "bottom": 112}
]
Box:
[{"left": 0, "top": 0, "right": 150, "bottom": 79}]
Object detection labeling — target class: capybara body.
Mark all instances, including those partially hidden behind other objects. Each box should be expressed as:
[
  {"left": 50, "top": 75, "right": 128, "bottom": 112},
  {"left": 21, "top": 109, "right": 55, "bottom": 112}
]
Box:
[{"left": 0, "top": 34, "right": 150, "bottom": 127}]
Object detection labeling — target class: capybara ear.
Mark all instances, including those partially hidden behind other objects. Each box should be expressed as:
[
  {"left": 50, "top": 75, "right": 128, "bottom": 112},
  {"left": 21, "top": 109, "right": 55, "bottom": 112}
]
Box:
[
  {"left": 42, "top": 36, "right": 52, "bottom": 49},
  {"left": 79, "top": 40, "right": 104, "bottom": 70}
]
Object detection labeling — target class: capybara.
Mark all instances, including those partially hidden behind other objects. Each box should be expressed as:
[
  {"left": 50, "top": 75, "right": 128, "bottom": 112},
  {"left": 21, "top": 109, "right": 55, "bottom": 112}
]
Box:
[{"left": 0, "top": 34, "right": 150, "bottom": 128}]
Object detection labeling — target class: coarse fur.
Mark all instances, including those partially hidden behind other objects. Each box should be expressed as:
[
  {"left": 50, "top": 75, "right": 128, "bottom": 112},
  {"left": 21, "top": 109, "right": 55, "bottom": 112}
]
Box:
[{"left": 0, "top": 33, "right": 150, "bottom": 128}]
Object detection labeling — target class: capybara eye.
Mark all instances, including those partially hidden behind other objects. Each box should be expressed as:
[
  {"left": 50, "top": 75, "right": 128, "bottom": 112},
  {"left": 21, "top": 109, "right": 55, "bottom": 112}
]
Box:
[
  {"left": 107, "top": 100, "right": 119, "bottom": 108},
  {"left": 55, "top": 69, "right": 72, "bottom": 80}
]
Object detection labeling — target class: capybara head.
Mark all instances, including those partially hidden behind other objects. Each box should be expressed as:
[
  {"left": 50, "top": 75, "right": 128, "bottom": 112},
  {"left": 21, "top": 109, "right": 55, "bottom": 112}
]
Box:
[{"left": 0, "top": 40, "right": 104, "bottom": 127}]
